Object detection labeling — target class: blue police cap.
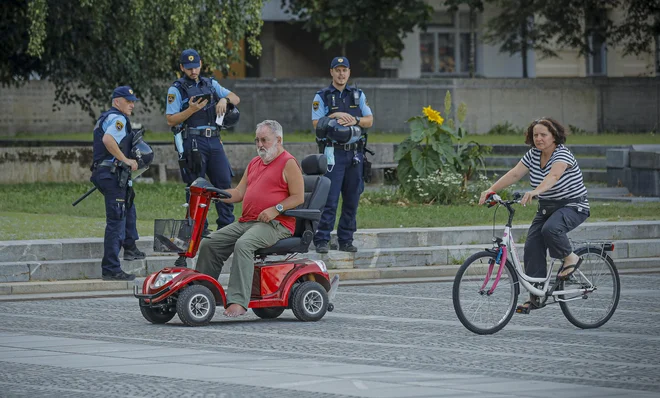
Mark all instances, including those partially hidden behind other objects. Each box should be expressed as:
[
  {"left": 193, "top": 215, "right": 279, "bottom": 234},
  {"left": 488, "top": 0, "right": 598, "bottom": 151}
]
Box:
[
  {"left": 180, "top": 49, "right": 201, "bottom": 69},
  {"left": 111, "top": 86, "right": 139, "bottom": 101},
  {"left": 331, "top": 56, "right": 350, "bottom": 69}
]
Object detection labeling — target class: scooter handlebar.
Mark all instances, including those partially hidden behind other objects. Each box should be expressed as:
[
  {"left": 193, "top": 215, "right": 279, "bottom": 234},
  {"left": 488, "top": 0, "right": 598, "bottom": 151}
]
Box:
[{"left": 204, "top": 187, "right": 231, "bottom": 199}]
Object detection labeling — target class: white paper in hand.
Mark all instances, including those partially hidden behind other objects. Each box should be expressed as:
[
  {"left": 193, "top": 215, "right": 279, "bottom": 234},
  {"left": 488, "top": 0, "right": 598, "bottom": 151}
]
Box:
[{"left": 216, "top": 114, "right": 225, "bottom": 127}]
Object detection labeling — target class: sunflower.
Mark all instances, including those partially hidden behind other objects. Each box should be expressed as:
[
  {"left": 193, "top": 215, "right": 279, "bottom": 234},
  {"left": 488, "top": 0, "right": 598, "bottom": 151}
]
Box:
[{"left": 422, "top": 105, "right": 444, "bottom": 125}]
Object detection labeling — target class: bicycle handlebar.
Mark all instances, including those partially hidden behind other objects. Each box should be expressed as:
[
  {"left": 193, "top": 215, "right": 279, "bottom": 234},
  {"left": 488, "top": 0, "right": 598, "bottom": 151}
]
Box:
[{"left": 485, "top": 192, "right": 523, "bottom": 208}]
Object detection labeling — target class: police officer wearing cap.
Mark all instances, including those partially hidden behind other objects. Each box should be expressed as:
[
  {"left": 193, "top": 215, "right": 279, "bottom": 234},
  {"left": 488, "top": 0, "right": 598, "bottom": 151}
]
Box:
[
  {"left": 91, "top": 86, "right": 146, "bottom": 281},
  {"left": 166, "top": 49, "right": 241, "bottom": 234},
  {"left": 312, "top": 56, "right": 374, "bottom": 253}
]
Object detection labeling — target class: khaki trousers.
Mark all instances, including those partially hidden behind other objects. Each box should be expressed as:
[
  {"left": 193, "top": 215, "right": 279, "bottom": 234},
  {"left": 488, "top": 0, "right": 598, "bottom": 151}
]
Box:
[{"left": 195, "top": 220, "right": 291, "bottom": 309}]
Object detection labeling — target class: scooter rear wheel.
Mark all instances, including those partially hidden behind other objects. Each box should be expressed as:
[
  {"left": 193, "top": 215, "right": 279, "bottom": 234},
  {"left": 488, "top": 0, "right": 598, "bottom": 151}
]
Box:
[
  {"left": 291, "top": 281, "right": 328, "bottom": 322},
  {"left": 176, "top": 285, "right": 216, "bottom": 326},
  {"left": 252, "top": 307, "right": 285, "bottom": 319}
]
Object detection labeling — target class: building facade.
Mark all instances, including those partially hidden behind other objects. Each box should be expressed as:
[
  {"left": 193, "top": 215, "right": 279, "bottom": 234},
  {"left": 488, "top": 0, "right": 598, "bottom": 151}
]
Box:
[{"left": 258, "top": 0, "right": 658, "bottom": 79}]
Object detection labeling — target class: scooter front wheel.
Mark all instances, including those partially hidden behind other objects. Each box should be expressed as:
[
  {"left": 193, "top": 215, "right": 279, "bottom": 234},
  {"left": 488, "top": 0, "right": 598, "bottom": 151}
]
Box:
[
  {"left": 139, "top": 300, "right": 176, "bottom": 324},
  {"left": 176, "top": 285, "right": 216, "bottom": 326},
  {"left": 291, "top": 281, "right": 328, "bottom": 322}
]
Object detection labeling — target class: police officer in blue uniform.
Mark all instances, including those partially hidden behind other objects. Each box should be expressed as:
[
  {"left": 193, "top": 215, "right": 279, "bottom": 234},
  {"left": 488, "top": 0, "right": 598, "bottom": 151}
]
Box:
[
  {"left": 91, "top": 86, "right": 145, "bottom": 281},
  {"left": 166, "top": 49, "right": 240, "bottom": 234},
  {"left": 312, "top": 56, "right": 374, "bottom": 253}
]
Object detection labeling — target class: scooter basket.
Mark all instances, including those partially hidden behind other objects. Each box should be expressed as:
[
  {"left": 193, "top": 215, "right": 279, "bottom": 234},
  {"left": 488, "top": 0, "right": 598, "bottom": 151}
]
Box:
[{"left": 153, "top": 219, "right": 194, "bottom": 253}]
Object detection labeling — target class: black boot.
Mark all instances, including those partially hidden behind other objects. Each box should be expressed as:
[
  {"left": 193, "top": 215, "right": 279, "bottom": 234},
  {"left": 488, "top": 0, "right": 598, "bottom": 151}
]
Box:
[
  {"left": 338, "top": 243, "right": 358, "bottom": 252},
  {"left": 315, "top": 241, "right": 329, "bottom": 254},
  {"left": 174, "top": 256, "right": 188, "bottom": 268},
  {"left": 123, "top": 245, "right": 146, "bottom": 261}
]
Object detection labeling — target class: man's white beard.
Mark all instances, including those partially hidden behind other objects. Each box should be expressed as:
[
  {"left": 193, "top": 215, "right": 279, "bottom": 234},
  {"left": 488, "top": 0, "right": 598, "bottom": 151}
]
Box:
[{"left": 257, "top": 145, "right": 279, "bottom": 162}]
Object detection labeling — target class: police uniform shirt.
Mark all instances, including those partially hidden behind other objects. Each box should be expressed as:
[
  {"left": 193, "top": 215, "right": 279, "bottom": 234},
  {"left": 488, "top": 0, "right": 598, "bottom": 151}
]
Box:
[
  {"left": 165, "top": 80, "right": 232, "bottom": 128},
  {"left": 311, "top": 89, "right": 372, "bottom": 121},
  {"left": 103, "top": 113, "right": 129, "bottom": 152}
]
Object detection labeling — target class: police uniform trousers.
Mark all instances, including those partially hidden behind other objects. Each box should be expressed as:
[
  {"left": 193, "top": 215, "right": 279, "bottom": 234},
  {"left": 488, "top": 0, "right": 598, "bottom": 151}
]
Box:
[
  {"left": 523, "top": 206, "right": 589, "bottom": 278},
  {"left": 91, "top": 169, "right": 139, "bottom": 274},
  {"left": 195, "top": 220, "right": 291, "bottom": 310},
  {"left": 314, "top": 148, "right": 364, "bottom": 246},
  {"left": 180, "top": 134, "right": 235, "bottom": 229}
]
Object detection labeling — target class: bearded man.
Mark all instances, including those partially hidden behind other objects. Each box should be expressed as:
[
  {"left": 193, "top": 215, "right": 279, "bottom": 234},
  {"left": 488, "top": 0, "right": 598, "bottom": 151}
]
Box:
[{"left": 195, "top": 120, "right": 305, "bottom": 317}]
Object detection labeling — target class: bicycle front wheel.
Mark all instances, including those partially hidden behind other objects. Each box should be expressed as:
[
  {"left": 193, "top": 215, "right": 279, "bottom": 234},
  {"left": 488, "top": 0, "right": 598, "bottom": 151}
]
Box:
[
  {"left": 453, "top": 251, "right": 519, "bottom": 335},
  {"left": 559, "top": 247, "right": 620, "bottom": 329}
]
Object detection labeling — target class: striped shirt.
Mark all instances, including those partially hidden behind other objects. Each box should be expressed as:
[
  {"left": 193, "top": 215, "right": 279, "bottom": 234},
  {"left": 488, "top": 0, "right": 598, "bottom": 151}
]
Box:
[{"left": 521, "top": 144, "right": 590, "bottom": 213}]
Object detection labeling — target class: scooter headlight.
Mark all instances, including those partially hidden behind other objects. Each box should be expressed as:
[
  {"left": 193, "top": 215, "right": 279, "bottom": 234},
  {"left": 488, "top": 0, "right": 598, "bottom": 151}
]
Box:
[
  {"left": 313, "top": 260, "right": 327, "bottom": 273},
  {"left": 153, "top": 272, "right": 182, "bottom": 288}
]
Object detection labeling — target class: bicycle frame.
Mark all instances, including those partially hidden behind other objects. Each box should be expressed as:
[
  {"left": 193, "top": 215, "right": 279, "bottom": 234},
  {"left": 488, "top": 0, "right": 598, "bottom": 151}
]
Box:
[{"left": 487, "top": 195, "right": 595, "bottom": 301}]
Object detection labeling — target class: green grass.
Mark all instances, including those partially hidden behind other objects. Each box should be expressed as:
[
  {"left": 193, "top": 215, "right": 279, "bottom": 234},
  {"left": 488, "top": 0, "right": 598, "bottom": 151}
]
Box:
[
  {"left": 1, "top": 182, "right": 659, "bottom": 240},
  {"left": 8, "top": 131, "right": 658, "bottom": 145}
]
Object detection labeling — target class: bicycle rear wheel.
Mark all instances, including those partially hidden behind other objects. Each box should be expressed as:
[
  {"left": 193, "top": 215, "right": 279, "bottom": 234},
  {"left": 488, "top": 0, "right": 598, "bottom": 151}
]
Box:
[
  {"left": 453, "top": 251, "right": 519, "bottom": 335},
  {"left": 559, "top": 247, "right": 620, "bottom": 329}
]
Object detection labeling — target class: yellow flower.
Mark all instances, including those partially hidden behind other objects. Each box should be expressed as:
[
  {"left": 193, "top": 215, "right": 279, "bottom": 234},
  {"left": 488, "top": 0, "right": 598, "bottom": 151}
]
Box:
[{"left": 422, "top": 105, "right": 444, "bottom": 125}]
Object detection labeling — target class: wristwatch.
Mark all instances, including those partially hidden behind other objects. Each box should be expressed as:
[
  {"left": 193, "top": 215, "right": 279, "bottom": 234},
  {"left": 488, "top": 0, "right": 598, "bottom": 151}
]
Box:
[
  {"left": 355, "top": 116, "right": 361, "bottom": 126},
  {"left": 275, "top": 203, "right": 284, "bottom": 214}
]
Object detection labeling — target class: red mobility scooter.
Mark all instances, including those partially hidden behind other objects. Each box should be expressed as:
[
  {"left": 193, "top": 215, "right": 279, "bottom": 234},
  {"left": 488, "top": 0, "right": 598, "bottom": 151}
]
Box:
[{"left": 134, "top": 154, "right": 339, "bottom": 326}]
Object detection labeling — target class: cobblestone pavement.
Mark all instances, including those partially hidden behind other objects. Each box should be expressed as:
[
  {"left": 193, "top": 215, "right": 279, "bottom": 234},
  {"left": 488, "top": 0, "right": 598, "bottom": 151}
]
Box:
[{"left": 0, "top": 273, "right": 659, "bottom": 397}]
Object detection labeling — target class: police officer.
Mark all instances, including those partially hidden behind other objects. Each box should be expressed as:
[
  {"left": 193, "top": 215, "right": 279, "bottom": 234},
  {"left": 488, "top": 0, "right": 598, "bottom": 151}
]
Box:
[
  {"left": 91, "top": 86, "right": 145, "bottom": 281},
  {"left": 166, "top": 49, "right": 240, "bottom": 234},
  {"left": 312, "top": 56, "right": 374, "bottom": 253}
]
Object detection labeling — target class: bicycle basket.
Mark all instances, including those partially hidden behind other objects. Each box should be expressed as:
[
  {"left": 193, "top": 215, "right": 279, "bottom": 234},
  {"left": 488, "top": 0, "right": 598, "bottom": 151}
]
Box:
[{"left": 153, "top": 219, "right": 194, "bottom": 253}]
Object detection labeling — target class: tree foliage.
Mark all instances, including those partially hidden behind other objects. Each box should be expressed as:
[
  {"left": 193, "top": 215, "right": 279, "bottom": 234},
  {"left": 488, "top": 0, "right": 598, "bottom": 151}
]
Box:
[
  {"left": 283, "top": 0, "right": 433, "bottom": 73},
  {"left": 480, "top": 0, "right": 658, "bottom": 76},
  {"left": 2, "top": 0, "right": 264, "bottom": 119}
]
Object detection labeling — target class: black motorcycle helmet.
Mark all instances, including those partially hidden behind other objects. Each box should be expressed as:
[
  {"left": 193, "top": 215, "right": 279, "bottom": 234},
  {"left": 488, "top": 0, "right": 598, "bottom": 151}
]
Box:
[
  {"left": 219, "top": 103, "right": 240, "bottom": 129},
  {"left": 130, "top": 129, "right": 154, "bottom": 170},
  {"left": 325, "top": 119, "right": 362, "bottom": 144}
]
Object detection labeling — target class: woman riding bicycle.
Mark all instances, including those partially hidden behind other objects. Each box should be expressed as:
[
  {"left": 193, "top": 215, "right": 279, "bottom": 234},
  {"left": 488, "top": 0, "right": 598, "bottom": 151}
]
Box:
[{"left": 478, "top": 117, "right": 590, "bottom": 313}]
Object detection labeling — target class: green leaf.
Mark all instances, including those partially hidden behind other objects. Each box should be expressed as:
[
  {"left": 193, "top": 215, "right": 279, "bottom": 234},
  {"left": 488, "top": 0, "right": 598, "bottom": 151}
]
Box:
[
  {"left": 408, "top": 118, "right": 426, "bottom": 142},
  {"left": 397, "top": 157, "right": 416, "bottom": 186},
  {"left": 394, "top": 138, "right": 416, "bottom": 161},
  {"left": 411, "top": 147, "right": 439, "bottom": 178}
]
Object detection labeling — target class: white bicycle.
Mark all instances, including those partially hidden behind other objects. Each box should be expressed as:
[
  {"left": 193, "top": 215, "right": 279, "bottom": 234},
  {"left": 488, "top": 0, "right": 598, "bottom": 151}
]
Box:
[{"left": 452, "top": 193, "right": 620, "bottom": 335}]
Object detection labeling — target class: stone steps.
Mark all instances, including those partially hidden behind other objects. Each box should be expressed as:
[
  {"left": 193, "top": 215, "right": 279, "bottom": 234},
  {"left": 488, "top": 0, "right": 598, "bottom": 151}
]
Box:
[
  {"left": 485, "top": 156, "right": 606, "bottom": 169},
  {"left": 485, "top": 167, "right": 608, "bottom": 183},
  {"left": 1, "top": 221, "right": 658, "bottom": 291},
  {"left": 2, "top": 257, "right": 658, "bottom": 297},
  {"left": 1, "top": 238, "right": 658, "bottom": 285},
  {"left": 2, "top": 221, "right": 659, "bottom": 263}
]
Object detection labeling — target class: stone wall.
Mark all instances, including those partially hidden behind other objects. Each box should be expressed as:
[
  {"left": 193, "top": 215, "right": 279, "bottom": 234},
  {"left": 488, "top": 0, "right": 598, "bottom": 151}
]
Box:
[
  {"left": 0, "top": 143, "right": 396, "bottom": 184},
  {"left": 607, "top": 145, "right": 660, "bottom": 196},
  {"left": 1, "top": 78, "right": 659, "bottom": 136}
]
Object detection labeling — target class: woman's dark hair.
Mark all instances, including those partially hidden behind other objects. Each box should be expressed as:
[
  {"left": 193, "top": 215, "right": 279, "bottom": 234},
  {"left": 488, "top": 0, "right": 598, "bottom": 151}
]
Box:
[{"left": 524, "top": 117, "right": 567, "bottom": 147}]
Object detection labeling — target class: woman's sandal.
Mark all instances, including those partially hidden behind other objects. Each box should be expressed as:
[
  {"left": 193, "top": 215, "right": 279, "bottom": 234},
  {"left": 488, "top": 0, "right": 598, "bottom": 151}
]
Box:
[{"left": 557, "top": 258, "right": 583, "bottom": 281}]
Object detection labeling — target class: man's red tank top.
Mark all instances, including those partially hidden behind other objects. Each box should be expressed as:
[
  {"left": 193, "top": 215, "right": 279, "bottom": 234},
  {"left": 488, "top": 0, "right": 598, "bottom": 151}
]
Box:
[{"left": 239, "top": 150, "right": 297, "bottom": 233}]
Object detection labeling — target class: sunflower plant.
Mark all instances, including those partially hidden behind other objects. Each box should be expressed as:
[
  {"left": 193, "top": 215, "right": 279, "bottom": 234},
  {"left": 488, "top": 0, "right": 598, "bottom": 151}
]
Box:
[{"left": 395, "top": 90, "right": 490, "bottom": 194}]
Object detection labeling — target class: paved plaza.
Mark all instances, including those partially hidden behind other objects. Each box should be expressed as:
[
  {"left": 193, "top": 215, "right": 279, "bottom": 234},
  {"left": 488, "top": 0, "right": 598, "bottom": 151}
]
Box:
[{"left": 0, "top": 274, "right": 659, "bottom": 397}]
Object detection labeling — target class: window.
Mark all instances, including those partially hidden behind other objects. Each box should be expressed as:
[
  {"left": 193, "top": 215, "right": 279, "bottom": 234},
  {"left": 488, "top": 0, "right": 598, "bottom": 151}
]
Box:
[
  {"left": 420, "top": 12, "right": 477, "bottom": 76},
  {"left": 585, "top": 8, "right": 607, "bottom": 76},
  {"left": 587, "top": 33, "right": 607, "bottom": 76}
]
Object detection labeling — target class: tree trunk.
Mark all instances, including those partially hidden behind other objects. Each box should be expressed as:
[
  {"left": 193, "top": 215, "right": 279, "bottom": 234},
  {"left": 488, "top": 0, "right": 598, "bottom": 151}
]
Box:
[
  {"left": 469, "top": 7, "right": 477, "bottom": 78},
  {"left": 655, "top": 32, "right": 660, "bottom": 76},
  {"left": 520, "top": 4, "right": 529, "bottom": 78}
]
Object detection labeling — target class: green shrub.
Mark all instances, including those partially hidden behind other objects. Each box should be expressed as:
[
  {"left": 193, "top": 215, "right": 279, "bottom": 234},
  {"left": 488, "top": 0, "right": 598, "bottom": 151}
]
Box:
[{"left": 488, "top": 122, "right": 525, "bottom": 136}]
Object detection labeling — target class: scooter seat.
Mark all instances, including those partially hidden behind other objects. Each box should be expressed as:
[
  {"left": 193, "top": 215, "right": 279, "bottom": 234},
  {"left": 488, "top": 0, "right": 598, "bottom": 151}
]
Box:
[{"left": 255, "top": 237, "right": 303, "bottom": 256}]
